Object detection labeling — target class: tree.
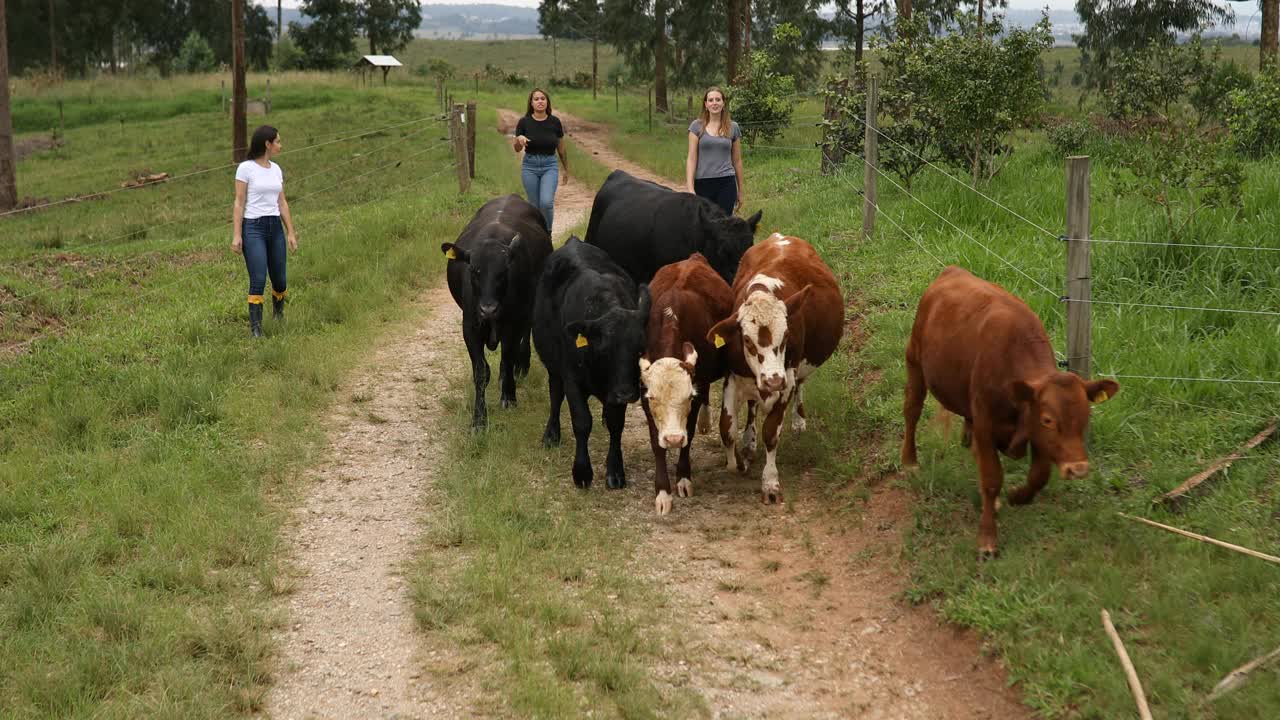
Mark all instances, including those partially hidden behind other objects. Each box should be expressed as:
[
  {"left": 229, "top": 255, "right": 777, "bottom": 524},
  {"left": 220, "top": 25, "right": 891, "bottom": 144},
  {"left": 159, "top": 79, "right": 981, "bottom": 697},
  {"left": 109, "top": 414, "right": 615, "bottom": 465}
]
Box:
[
  {"left": 1074, "top": 0, "right": 1232, "bottom": 87},
  {"left": 0, "top": 0, "right": 16, "bottom": 211},
  {"left": 602, "top": 0, "right": 673, "bottom": 112},
  {"left": 357, "top": 0, "right": 421, "bottom": 56},
  {"left": 176, "top": 30, "right": 217, "bottom": 72},
  {"left": 726, "top": 0, "right": 741, "bottom": 81},
  {"left": 539, "top": 0, "right": 604, "bottom": 97},
  {"left": 290, "top": 0, "right": 358, "bottom": 69},
  {"left": 747, "top": 0, "right": 831, "bottom": 87}
]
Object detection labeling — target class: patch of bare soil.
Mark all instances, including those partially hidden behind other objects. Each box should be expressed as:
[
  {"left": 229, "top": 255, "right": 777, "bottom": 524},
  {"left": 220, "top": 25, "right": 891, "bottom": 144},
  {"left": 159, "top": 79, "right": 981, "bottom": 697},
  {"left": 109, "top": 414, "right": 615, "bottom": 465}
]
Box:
[
  {"left": 502, "top": 107, "right": 1032, "bottom": 718},
  {"left": 262, "top": 285, "right": 478, "bottom": 720},
  {"left": 14, "top": 136, "right": 61, "bottom": 162},
  {"left": 0, "top": 287, "right": 62, "bottom": 357}
]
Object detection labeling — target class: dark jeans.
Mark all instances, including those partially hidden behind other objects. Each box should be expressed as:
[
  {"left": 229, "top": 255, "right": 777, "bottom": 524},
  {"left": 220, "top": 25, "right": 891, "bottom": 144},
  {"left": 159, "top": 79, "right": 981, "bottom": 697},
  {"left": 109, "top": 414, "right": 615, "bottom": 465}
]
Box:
[
  {"left": 242, "top": 215, "right": 287, "bottom": 301},
  {"left": 694, "top": 175, "right": 737, "bottom": 216}
]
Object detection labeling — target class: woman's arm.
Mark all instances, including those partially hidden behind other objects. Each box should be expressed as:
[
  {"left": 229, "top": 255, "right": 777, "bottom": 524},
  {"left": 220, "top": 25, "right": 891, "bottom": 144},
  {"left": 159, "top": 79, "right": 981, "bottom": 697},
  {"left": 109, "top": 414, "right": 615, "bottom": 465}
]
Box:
[
  {"left": 279, "top": 189, "right": 298, "bottom": 252},
  {"left": 731, "top": 138, "right": 745, "bottom": 210},
  {"left": 232, "top": 180, "right": 247, "bottom": 254},
  {"left": 557, "top": 141, "right": 569, "bottom": 183},
  {"left": 685, "top": 132, "right": 699, "bottom": 194}
]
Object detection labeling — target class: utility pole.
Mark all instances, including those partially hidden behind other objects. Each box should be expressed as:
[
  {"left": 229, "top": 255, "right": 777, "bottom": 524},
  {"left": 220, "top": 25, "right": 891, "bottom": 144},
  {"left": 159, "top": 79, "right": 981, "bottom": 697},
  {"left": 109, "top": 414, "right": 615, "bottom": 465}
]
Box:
[
  {"left": 0, "top": 0, "right": 17, "bottom": 211},
  {"left": 726, "top": 0, "right": 740, "bottom": 83},
  {"left": 48, "top": 0, "right": 57, "bottom": 73},
  {"left": 1264, "top": 0, "right": 1279, "bottom": 69},
  {"left": 232, "top": 0, "right": 247, "bottom": 162},
  {"left": 277, "top": 0, "right": 283, "bottom": 42}
]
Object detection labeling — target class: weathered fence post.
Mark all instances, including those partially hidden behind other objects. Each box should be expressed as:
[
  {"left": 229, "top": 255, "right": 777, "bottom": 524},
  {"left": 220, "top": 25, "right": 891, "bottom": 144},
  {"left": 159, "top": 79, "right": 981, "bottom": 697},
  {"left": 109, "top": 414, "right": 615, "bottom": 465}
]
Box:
[
  {"left": 687, "top": 95, "right": 693, "bottom": 121},
  {"left": 860, "top": 75, "right": 879, "bottom": 242},
  {"left": 614, "top": 79, "right": 619, "bottom": 112},
  {"left": 465, "top": 101, "right": 477, "bottom": 179},
  {"left": 221, "top": 80, "right": 227, "bottom": 115},
  {"left": 1066, "top": 156, "right": 1092, "bottom": 379},
  {"left": 265, "top": 78, "right": 271, "bottom": 115},
  {"left": 451, "top": 104, "right": 470, "bottom": 193},
  {"left": 648, "top": 86, "right": 653, "bottom": 131},
  {"left": 474, "top": 73, "right": 479, "bottom": 94}
]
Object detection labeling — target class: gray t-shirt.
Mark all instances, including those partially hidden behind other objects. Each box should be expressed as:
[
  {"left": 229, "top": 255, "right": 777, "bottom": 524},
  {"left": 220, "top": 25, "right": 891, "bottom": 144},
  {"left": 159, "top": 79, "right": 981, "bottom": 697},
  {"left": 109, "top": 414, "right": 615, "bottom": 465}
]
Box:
[{"left": 689, "top": 119, "right": 742, "bottom": 180}]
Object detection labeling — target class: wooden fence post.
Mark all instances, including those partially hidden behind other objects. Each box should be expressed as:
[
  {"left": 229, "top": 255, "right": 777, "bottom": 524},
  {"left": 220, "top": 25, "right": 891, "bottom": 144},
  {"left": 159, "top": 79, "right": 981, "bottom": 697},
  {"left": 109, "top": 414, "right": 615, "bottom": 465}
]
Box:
[
  {"left": 615, "top": 79, "right": 619, "bottom": 112},
  {"left": 451, "top": 104, "right": 470, "bottom": 193},
  {"left": 1066, "top": 156, "right": 1091, "bottom": 379},
  {"left": 466, "top": 100, "right": 477, "bottom": 179},
  {"left": 648, "top": 86, "right": 653, "bottom": 131},
  {"left": 687, "top": 95, "right": 692, "bottom": 121},
  {"left": 860, "top": 75, "right": 879, "bottom": 242}
]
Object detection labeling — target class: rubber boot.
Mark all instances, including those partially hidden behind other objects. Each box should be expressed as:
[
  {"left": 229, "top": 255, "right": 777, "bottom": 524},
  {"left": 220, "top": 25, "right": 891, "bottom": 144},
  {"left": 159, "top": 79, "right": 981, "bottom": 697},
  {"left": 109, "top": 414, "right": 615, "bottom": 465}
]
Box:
[
  {"left": 249, "top": 303, "right": 263, "bottom": 338},
  {"left": 272, "top": 295, "right": 285, "bottom": 321}
]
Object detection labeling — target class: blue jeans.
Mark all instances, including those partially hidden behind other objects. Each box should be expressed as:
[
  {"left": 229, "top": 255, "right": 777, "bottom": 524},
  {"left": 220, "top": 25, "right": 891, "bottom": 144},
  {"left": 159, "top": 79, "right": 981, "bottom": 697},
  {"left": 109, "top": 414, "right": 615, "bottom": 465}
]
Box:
[
  {"left": 521, "top": 153, "right": 559, "bottom": 232},
  {"left": 694, "top": 175, "right": 737, "bottom": 217},
  {"left": 242, "top": 215, "right": 287, "bottom": 302}
]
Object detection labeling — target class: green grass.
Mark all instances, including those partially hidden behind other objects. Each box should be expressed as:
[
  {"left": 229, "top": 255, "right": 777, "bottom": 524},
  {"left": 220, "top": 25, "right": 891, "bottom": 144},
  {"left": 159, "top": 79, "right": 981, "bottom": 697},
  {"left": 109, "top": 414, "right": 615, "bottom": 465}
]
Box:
[{"left": 0, "top": 79, "right": 517, "bottom": 718}]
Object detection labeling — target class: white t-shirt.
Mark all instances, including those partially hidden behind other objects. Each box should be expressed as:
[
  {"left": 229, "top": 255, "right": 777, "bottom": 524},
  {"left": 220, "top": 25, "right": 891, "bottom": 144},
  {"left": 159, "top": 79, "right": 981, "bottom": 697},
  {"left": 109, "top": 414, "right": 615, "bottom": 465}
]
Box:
[{"left": 235, "top": 160, "right": 283, "bottom": 219}]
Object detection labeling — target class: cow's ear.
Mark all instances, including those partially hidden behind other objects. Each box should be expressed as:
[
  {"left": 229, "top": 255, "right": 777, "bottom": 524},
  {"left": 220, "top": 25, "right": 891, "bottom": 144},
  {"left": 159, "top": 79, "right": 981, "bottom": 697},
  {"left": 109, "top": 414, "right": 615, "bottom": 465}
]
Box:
[
  {"left": 636, "top": 284, "right": 652, "bottom": 320},
  {"left": 1007, "top": 380, "right": 1039, "bottom": 458},
  {"left": 1085, "top": 379, "right": 1119, "bottom": 404},
  {"left": 1011, "top": 379, "right": 1039, "bottom": 405},
  {"left": 564, "top": 320, "right": 593, "bottom": 348},
  {"left": 746, "top": 210, "right": 763, "bottom": 234},
  {"left": 784, "top": 284, "right": 813, "bottom": 318},
  {"left": 441, "top": 242, "right": 469, "bottom": 263},
  {"left": 707, "top": 314, "right": 739, "bottom": 349},
  {"left": 681, "top": 341, "right": 698, "bottom": 372},
  {"left": 639, "top": 357, "right": 652, "bottom": 376}
]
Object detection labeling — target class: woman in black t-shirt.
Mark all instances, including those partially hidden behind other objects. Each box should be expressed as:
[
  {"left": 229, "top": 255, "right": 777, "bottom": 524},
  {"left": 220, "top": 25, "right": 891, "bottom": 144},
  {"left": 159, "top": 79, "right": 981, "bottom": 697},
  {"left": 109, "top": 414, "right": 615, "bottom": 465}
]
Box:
[{"left": 513, "top": 88, "right": 569, "bottom": 233}]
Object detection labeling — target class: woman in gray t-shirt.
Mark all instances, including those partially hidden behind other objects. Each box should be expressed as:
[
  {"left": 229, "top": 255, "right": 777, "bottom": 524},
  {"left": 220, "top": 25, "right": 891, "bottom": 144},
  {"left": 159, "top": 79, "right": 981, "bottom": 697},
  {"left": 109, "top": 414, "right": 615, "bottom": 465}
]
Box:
[{"left": 685, "top": 86, "right": 744, "bottom": 216}]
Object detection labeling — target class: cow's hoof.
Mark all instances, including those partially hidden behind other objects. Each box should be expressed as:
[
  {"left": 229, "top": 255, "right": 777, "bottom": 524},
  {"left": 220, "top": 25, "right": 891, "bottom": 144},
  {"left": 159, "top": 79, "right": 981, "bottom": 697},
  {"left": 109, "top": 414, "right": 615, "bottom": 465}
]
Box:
[
  {"left": 734, "top": 446, "right": 752, "bottom": 474},
  {"left": 655, "top": 490, "right": 672, "bottom": 515},
  {"left": 500, "top": 394, "right": 516, "bottom": 409},
  {"left": 792, "top": 416, "right": 807, "bottom": 433},
  {"left": 1007, "top": 487, "right": 1035, "bottom": 506},
  {"left": 573, "top": 463, "right": 593, "bottom": 489},
  {"left": 977, "top": 546, "right": 999, "bottom": 562},
  {"left": 606, "top": 472, "right": 627, "bottom": 490},
  {"left": 697, "top": 406, "right": 712, "bottom": 435},
  {"left": 471, "top": 417, "right": 487, "bottom": 432},
  {"left": 542, "top": 429, "right": 561, "bottom": 448},
  {"left": 676, "top": 478, "right": 693, "bottom": 498},
  {"left": 761, "top": 489, "right": 782, "bottom": 504}
]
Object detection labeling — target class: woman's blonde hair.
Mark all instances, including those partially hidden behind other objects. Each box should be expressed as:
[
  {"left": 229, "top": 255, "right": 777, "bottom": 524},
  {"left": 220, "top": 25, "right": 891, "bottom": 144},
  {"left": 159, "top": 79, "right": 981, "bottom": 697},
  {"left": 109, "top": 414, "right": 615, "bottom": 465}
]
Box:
[{"left": 697, "top": 87, "right": 732, "bottom": 138}]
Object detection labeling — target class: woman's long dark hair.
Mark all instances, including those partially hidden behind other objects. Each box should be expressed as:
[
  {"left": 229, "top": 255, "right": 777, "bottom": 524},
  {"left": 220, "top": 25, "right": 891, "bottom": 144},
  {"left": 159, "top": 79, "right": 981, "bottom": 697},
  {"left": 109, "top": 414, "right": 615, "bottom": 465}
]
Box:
[
  {"left": 525, "top": 88, "right": 551, "bottom": 117},
  {"left": 247, "top": 125, "right": 279, "bottom": 161}
]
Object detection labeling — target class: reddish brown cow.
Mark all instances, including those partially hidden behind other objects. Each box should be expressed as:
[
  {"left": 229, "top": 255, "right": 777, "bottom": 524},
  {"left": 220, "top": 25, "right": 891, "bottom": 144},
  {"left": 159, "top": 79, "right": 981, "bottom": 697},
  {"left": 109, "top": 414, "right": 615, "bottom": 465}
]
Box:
[
  {"left": 901, "top": 266, "right": 1119, "bottom": 558},
  {"left": 639, "top": 254, "right": 735, "bottom": 514},
  {"left": 707, "top": 234, "right": 844, "bottom": 503}
]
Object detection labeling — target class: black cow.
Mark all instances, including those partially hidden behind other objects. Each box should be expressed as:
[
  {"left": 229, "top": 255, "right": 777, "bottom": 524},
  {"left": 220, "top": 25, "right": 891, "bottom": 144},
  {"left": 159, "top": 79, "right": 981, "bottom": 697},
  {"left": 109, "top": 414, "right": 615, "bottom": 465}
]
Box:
[
  {"left": 533, "top": 237, "right": 650, "bottom": 490},
  {"left": 584, "top": 169, "right": 763, "bottom": 285},
  {"left": 442, "top": 194, "right": 553, "bottom": 429}
]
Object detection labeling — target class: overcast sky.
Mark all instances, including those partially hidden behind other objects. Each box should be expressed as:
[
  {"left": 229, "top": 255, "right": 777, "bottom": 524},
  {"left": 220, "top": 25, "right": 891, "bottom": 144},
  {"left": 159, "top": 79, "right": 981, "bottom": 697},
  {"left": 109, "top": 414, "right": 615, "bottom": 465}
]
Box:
[{"left": 257, "top": 0, "right": 1087, "bottom": 14}]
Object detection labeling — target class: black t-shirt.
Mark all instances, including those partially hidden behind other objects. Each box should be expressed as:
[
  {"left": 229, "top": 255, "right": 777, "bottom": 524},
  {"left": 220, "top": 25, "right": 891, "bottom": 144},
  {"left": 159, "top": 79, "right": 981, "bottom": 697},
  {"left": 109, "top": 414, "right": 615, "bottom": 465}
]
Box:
[{"left": 516, "top": 114, "right": 564, "bottom": 155}]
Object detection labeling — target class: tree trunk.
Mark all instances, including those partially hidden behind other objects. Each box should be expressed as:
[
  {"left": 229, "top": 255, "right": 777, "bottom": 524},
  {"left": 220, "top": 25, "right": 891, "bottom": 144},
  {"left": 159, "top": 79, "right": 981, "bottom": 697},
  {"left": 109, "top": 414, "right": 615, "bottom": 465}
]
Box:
[
  {"left": 48, "top": 0, "right": 57, "bottom": 73},
  {"left": 898, "top": 0, "right": 912, "bottom": 20},
  {"left": 743, "top": 0, "right": 751, "bottom": 59},
  {"left": 855, "top": 0, "right": 864, "bottom": 67},
  {"left": 1264, "top": 0, "right": 1279, "bottom": 69},
  {"left": 370, "top": 34, "right": 376, "bottom": 55},
  {"left": 592, "top": 34, "right": 598, "bottom": 99},
  {"left": 0, "top": 0, "right": 17, "bottom": 211},
  {"left": 655, "top": 0, "right": 669, "bottom": 113},
  {"left": 726, "top": 0, "right": 740, "bottom": 83},
  {"left": 277, "top": 0, "right": 282, "bottom": 42},
  {"left": 232, "top": 0, "right": 247, "bottom": 162},
  {"left": 977, "top": 0, "right": 985, "bottom": 36}
]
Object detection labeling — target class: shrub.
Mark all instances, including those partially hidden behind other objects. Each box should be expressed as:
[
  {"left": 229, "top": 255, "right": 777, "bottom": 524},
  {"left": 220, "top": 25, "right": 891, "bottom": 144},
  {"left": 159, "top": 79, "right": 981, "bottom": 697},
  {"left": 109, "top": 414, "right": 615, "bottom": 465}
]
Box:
[
  {"left": 1048, "top": 120, "right": 1092, "bottom": 157},
  {"left": 1225, "top": 67, "right": 1280, "bottom": 158},
  {"left": 1102, "top": 44, "right": 1186, "bottom": 120},
  {"left": 418, "top": 57, "right": 456, "bottom": 81},
  {"left": 728, "top": 25, "right": 799, "bottom": 146},
  {"left": 176, "top": 31, "right": 217, "bottom": 74},
  {"left": 271, "top": 38, "right": 304, "bottom": 72},
  {"left": 1185, "top": 37, "right": 1253, "bottom": 124}
]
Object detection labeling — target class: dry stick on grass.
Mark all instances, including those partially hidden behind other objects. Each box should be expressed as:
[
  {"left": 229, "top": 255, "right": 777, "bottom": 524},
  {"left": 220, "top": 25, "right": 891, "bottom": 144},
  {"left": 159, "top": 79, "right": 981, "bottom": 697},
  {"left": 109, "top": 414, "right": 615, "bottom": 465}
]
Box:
[
  {"left": 1101, "top": 609, "right": 1155, "bottom": 720},
  {"left": 1159, "top": 419, "right": 1278, "bottom": 504},
  {"left": 1207, "top": 643, "right": 1280, "bottom": 703},
  {"left": 1119, "top": 513, "right": 1280, "bottom": 566}
]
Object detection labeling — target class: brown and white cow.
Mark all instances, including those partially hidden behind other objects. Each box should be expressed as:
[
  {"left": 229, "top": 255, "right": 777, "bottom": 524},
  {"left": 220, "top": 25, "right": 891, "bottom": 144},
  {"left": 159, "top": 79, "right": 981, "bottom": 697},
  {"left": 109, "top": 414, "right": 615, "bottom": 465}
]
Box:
[
  {"left": 639, "top": 254, "right": 735, "bottom": 514},
  {"left": 901, "top": 266, "right": 1120, "bottom": 558},
  {"left": 707, "top": 233, "right": 844, "bottom": 504}
]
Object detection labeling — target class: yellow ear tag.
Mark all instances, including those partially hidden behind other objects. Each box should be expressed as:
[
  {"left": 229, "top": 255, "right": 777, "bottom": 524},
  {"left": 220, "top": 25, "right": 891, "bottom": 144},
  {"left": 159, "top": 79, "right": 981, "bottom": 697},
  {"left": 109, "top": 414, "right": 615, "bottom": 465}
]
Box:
[
  {"left": 575, "top": 334, "right": 589, "bottom": 348},
  {"left": 1093, "top": 391, "right": 1108, "bottom": 404},
  {"left": 714, "top": 334, "right": 726, "bottom": 349},
  {"left": 445, "top": 248, "right": 457, "bottom": 260}
]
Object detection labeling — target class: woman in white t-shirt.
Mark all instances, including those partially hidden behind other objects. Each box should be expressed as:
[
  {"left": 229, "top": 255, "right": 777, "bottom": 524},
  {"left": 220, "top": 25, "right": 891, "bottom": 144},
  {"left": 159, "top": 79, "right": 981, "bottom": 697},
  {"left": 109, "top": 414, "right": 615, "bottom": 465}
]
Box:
[{"left": 232, "top": 125, "right": 297, "bottom": 337}]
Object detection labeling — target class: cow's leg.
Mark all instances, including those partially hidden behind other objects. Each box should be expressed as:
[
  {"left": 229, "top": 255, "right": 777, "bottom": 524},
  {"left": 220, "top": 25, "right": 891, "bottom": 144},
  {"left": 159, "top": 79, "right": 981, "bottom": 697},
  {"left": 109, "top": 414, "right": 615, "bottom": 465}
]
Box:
[
  {"left": 542, "top": 370, "right": 564, "bottom": 448},
  {"left": 1008, "top": 448, "right": 1052, "bottom": 506},
  {"left": 515, "top": 329, "right": 532, "bottom": 380},
  {"left": 565, "top": 381, "right": 594, "bottom": 488},
  {"left": 970, "top": 420, "right": 1005, "bottom": 559},
  {"left": 760, "top": 394, "right": 789, "bottom": 504},
  {"left": 900, "top": 357, "right": 927, "bottom": 467},
  {"left": 962, "top": 418, "right": 973, "bottom": 448},
  {"left": 720, "top": 376, "right": 745, "bottom": 473},
  {"left": 676, "top": 393, "right": 701, "bottom": 498},
  {"left": 739, "top": 399, "right": 758, "bottom": 469},
  {"left": 791, "top": 381, "right": 808, "bottom": 432},
  {"left": 696, "top": 381, "right": 713, "bottom": 435},
  {"left": 463, "top": 321, "right": 490, "bottom": 430},
  {"left": 603, "top": 401, "right": 627, "bottom": 490},
  {"left": 643, "top": 398, "right": 672, "bottom": 514},
  {"left": 498, "top": 326, "right": 519, "bottom": 409}
]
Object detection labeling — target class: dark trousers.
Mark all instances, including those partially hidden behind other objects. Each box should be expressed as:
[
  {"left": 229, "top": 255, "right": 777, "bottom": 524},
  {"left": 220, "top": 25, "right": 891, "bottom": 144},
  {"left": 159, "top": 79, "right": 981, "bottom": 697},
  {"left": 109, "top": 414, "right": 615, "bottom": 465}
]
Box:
[
  {"left": 242, "top": 215, "right": 287, "bottom": 302},
  {"left": 694, "top": 175, "right": 737, "bottom": 216}
]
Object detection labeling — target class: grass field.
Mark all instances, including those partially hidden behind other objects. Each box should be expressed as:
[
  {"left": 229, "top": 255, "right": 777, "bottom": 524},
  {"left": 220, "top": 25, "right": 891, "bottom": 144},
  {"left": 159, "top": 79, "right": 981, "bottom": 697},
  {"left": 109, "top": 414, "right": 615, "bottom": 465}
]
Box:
[{"left": 5, "top": 42, "right": 1280, "bottom": 718}]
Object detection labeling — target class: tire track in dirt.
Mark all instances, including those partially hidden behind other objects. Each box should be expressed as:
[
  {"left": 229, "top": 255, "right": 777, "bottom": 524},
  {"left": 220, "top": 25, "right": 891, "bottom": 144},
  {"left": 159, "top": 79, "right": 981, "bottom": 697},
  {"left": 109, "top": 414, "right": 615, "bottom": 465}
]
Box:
[
  {"left": 263, "top": 286, "right": 475, "bottom": 720},
  {"left": 503, "top": 107, "right": 1032, "bottom": 718}
]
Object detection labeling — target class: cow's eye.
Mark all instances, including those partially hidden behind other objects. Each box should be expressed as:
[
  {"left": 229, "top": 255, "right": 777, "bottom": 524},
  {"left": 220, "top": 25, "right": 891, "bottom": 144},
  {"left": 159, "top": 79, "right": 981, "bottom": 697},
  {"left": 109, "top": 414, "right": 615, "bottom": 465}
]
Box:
[{"left": 1040, "top": 416, "right": 1055, "bottom": 429}]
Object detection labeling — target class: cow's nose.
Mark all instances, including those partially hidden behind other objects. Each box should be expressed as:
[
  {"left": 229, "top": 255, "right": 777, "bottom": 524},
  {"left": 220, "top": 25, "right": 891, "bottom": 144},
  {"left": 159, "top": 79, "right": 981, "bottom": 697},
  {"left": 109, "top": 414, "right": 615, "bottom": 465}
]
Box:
[
  {"left": 663, "top": 433, "right": 686, "bottom": 449},
  {"left": 1060, "top": 461, "right": 1090, "bottom": 479},
  {"left": 478, "top": 302, "right": 499, "bottom": 319},
  {"left": 761, "top": 375, "right": 785, "bottom": 393}
]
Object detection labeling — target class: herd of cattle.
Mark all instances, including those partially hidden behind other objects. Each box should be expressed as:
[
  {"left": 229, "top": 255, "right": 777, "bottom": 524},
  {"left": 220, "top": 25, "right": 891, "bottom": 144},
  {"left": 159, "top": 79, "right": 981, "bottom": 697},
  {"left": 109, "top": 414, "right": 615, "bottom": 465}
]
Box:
[{"left": 442, "top": 169, "right": 1119, "bottom": 557}]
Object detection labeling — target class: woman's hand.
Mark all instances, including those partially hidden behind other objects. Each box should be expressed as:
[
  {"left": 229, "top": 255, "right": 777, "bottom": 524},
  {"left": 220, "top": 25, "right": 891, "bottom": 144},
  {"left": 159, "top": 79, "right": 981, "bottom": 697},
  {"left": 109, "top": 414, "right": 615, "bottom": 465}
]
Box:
[
  {"left": 287, "top": 231, "right": 298, "bottom": 253},
  {"left": 686, "top": 184, "right": 695, "bottom": 194},
  {"left": 231, "top": 235, "right": 243, "bottom": 254},
  {"left": 560, "top": 169, "right": 569, "bottom": 186},
  {"left": 513, "top": 135, "right": 528, "bottom": 152},
  {"left": 735, "top": 191, "right": 744, "bottom": 212}
]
